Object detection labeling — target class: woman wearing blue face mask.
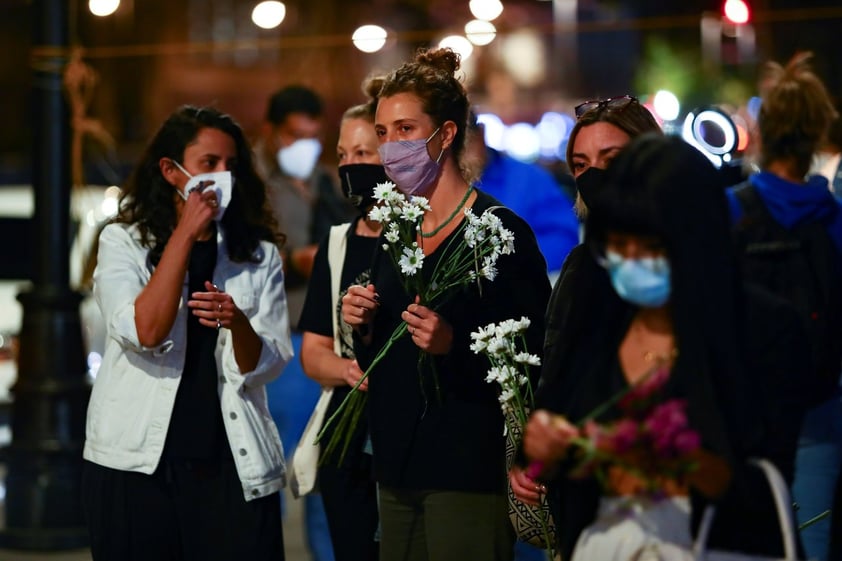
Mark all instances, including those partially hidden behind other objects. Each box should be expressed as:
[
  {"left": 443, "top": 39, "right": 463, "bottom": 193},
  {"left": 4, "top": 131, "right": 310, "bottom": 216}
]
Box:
[
  {"left": 341, "top": 48, "right": 551, "bottom": 561},
  {"left": 81, "top": 105, "right": 292, "bottom": 561},
  {"left": 519, "top": 135, "right": 811, "bottom": 561}
]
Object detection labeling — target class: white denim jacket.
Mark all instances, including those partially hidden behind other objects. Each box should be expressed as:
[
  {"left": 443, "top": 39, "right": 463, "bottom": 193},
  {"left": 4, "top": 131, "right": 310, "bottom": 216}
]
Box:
[{"left": 84, "top": 222, "right": 293, "bottom": 501}]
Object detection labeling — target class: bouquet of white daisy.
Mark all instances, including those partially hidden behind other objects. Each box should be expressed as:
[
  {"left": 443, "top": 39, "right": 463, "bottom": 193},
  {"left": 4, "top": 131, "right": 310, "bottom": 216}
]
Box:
[
  {"left": 317, "top": 181, "right": 515, "bottom": 465},
  {"left": 470, "top": 317, "right": 556, "bottom": 556}
]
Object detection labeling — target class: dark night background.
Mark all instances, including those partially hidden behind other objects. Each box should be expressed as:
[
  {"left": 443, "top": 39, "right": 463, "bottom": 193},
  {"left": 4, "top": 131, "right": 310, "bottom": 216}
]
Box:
[{"left": 0, "top": 0, "right": 840, "bottom": 184}]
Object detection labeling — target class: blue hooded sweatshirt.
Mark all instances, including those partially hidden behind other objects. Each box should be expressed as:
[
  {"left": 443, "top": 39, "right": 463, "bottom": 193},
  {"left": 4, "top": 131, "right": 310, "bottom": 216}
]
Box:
[{"left": 726, "top": 171, "right": 842, "bottom": 257}]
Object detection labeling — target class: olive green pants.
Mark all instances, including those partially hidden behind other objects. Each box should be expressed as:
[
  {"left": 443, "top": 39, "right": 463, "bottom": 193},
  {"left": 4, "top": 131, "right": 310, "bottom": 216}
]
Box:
[{"left": 378, "top": 486, "right": 515, "bottom": 561}]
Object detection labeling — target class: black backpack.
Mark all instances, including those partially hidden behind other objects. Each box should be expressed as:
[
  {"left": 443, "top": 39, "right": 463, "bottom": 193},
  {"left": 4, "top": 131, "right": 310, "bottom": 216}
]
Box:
[{"left": 733, "top": 182, "right": 842, "bottom": 405}]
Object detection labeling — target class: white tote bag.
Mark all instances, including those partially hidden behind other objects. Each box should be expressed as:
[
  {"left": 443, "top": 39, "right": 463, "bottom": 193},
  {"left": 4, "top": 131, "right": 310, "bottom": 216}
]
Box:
[
  {"left": 693, "top": 458, "right": 803, "bottom": 561},
  {"left": 598, "top": 458, "right": 804, "bottom": 561},
  {"left": 288, "top": 223, "right": 350, "bottom": 499}
]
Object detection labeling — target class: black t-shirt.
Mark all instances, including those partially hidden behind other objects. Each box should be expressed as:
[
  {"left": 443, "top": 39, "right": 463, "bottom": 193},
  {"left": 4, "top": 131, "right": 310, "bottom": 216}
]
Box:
[
  {"left": 355, "top": 191, "right": 551, "bottom": 492},
  {"left": 164, "top": 235, "right": 231, "bottom": 460},
  {"left": 298, "top": 219, "right": 379, "bottom": 467}
]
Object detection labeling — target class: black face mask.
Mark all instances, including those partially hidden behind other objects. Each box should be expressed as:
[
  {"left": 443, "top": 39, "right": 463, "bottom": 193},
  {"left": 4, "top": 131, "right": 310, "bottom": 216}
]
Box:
[
  {"left": 338, "top": 163, "right": 390, "bottom": 214},
  {"left": 575, "top": 166, "right": 608, "bottom": 209}
]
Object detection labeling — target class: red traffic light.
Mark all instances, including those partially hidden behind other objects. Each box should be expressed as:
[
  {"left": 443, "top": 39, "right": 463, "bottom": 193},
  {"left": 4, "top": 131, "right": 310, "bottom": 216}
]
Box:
[{"left": 723, "top": 0, "right": 750, "bottom": 24}]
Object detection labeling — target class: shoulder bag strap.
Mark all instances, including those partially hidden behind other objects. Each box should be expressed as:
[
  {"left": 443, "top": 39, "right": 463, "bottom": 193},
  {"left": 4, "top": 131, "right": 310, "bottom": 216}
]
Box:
[{"left": 327, "top": 222, "right": 352, "bottom": 355}]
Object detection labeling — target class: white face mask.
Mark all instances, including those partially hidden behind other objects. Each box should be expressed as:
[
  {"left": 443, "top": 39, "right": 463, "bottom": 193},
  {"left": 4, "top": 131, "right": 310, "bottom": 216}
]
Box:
[
  {"left": 172, "top": 160, "right": 233, "bottom": 221},
  {"left": 276, "top": 138, "right": 322, "bottom": 180}
]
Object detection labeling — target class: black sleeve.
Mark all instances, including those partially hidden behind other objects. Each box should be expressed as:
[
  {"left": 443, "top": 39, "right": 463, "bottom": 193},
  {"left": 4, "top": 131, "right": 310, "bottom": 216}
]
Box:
[{"left": 298, "top": 233, "right": 334, "bottom": 338}]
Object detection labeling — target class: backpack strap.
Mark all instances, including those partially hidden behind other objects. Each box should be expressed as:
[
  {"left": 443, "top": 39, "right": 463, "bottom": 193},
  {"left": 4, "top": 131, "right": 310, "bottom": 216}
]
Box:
[
  {"left": 733, "top": 182, "right": 802, "bottom": 255},
  {"left": 733, "top": 180, "right": 763, "bottom": 218}
]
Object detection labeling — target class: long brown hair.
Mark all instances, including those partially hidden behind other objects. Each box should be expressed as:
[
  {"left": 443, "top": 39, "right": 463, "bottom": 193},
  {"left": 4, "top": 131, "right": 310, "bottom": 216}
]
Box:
[{"left": 116, "top": 105, "right": 282, "bottom": 265}]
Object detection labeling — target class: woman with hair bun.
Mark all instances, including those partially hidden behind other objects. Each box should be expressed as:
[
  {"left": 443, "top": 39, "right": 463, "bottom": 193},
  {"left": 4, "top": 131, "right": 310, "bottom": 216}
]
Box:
[{"left": 341, "top": 48, "right": 550, "bottom": 560}]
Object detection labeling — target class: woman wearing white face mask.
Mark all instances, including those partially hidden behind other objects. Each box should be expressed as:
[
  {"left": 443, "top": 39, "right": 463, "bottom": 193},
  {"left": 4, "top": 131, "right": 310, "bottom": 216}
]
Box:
[
  {"left": 341, "top": 49, "right": 551, "bottom": 561},
  {"left": 82, "top": 105, "right": 293, "bottom": 561}
]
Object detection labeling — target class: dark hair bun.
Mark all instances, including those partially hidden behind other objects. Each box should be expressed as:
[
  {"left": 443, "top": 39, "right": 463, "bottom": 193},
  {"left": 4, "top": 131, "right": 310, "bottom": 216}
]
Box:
[{"left": 415, "top": 47, "right": 461, "bottom": 76}]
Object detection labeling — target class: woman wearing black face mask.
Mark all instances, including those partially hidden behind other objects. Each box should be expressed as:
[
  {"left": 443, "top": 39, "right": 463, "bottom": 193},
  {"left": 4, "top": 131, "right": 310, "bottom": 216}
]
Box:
[
  {"left": 509, "top": 96, "right": 663, "bottom": 505},
  {"left": 297, "top": 90, "right": 388, "bottom": 561}
]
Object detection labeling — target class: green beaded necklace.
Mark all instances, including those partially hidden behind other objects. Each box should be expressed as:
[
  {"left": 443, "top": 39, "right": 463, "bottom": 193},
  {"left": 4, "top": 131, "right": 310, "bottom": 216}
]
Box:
[{"left": 420, "top": 186, "right": 474, "bottom": 238}]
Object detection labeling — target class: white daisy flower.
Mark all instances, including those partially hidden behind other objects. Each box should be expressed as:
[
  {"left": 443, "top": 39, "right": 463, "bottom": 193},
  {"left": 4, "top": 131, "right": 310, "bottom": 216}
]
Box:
[{"left": 398, "top": 246, "right": 424, "bottom": 276}]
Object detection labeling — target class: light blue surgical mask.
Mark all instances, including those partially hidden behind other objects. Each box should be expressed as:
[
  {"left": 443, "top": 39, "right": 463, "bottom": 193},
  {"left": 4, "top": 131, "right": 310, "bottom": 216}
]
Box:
[{"left": 603, "top": 250, "right": 671, "bottom": 308}]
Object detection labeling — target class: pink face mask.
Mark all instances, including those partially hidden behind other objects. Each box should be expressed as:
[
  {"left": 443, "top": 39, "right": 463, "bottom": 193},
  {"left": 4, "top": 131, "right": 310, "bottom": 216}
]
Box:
[{"left": 377, "top": 127, "right": 444, "bottom": 196}]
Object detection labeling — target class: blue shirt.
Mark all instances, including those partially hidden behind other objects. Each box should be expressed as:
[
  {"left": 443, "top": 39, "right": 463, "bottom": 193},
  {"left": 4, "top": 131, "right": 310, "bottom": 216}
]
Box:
[{"left": 476, "top": 149, "right": 579, "bottom": 273}]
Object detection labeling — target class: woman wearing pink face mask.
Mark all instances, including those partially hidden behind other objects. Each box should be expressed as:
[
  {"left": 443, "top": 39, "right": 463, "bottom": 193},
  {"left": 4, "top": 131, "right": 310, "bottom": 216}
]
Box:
[
  {"left": 341, "top": 49, "right": 551, "bottom": 560},
  {"left": 82, "top": 105, "right": 292, "bottom": 561}
]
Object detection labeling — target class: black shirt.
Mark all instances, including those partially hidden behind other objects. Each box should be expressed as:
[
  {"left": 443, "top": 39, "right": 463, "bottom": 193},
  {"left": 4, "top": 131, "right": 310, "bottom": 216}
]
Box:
[
  {"left": 356, "top": 191, "right": 551, "bottom": 492},
  {"left": 298, "top": 219, "right": 380, "bottom": 467},
  {"left": 164, "top": 235, "right": 231, "bottom": 460}
]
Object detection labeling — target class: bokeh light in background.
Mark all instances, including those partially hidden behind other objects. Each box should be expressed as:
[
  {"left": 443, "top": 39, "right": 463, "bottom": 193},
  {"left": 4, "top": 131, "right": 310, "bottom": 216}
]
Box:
[
  {"left": 723, "top": 0, "right": 750, "bottom": 25},
  {"left": 503, "top": 123, "right": 541, "bottom": 163},
  {"left": 465, "top": 19, "right": 497, "bottom": 46},
  {"left": 477, "top": 113, "right": 506, "bottom": 151},
  {"left": 536, "top": 112, "right": 573, "bottom": 160},
  {"left": 251, "top": 1, "right": 286, "bottom": 30},
  {"left": 352, "top": 25, "right": 388, "bottom": 53},
  {"left": 89, "top": 0, "right": 120, "bottom": 17},
  {"left": 499, "top": 30, "right": 545, "bottom": 87},
  {"left": 438, "top": 35, "right": 474, "bottom": 61},
  {"left": 653, "top": 90, "right": 680, "bottom": 122},
  {"left": 469, "top": 0, "right": 504, "bottom": 21}
]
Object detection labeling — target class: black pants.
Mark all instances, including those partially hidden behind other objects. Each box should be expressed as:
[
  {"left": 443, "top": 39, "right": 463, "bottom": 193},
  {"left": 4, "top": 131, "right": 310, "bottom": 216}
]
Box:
[
  {"left": 319, "top": 456, "right": 379, "bottom": 561},
  {"left": 82, "top": 459, "right": 284, "bottom": 561}
]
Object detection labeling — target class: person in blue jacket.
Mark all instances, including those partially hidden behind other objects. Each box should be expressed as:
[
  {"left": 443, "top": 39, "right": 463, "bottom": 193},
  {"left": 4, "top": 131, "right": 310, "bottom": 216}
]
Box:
[{"left": 464, "top": 113, "right": 579, "bottom": 279}]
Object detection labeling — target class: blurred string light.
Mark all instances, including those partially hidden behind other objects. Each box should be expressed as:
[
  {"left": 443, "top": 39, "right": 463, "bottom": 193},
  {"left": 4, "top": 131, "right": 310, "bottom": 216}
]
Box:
[
  {"left": 89, "top": 0, "right": 120, "bottom": 17},
  {"left": 653, "top": 90, "right": 680, "bottom": 122},
  {"left": 438, "top": 35, "right": 473, "bottom": 60},
  {"left": 465, "top": 19, "right": 496, "bottom": 46},
  {"left": 252, "top": 1, "right": 286, "bottom": 30},
  {"left": 469, "top": 0, "right": 504, "bottom": 21},
  {"left": 499, "top": 31, "right": 545, "bottom": 87},
  {"left": 352, "top": 25, "right": 388, "bottom": 53}
]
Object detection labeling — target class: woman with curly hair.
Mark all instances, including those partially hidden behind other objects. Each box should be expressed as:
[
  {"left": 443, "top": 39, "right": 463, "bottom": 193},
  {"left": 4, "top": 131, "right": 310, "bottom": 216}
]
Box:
[
  {"left": 82, "top": 105, "right": 292, "bottom": 561},
  {"left": 341, "top": 48, "right": 550, "bottom": 561}
]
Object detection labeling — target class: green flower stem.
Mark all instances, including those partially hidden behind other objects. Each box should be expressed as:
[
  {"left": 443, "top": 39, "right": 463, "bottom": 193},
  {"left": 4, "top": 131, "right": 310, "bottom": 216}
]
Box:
[
  {"left": 798, "top": 509, "right": 830, "bottom": 531},
  {"left": 316, "top": 321, "right": 409, "bottom": 465}
]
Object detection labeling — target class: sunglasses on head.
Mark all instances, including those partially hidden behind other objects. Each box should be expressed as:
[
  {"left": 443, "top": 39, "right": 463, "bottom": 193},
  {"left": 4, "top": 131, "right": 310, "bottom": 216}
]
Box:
[{"left": 574, "top": 95, "right": 639, "bottom": 119}]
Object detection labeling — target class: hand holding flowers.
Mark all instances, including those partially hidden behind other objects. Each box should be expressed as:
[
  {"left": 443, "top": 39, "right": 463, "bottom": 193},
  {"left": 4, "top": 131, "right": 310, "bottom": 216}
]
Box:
[
  {"left": 317, "top": 182, "right": 516, "bottom": 465},
  {"left": 523, "top": 366, "right": 702, "bottom": 496}
]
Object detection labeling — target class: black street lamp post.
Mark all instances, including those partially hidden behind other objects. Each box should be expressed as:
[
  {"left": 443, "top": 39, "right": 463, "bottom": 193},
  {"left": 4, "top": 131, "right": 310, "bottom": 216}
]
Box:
[{"left": 0, "top": 0, "right": 90, "bottom": 550}]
